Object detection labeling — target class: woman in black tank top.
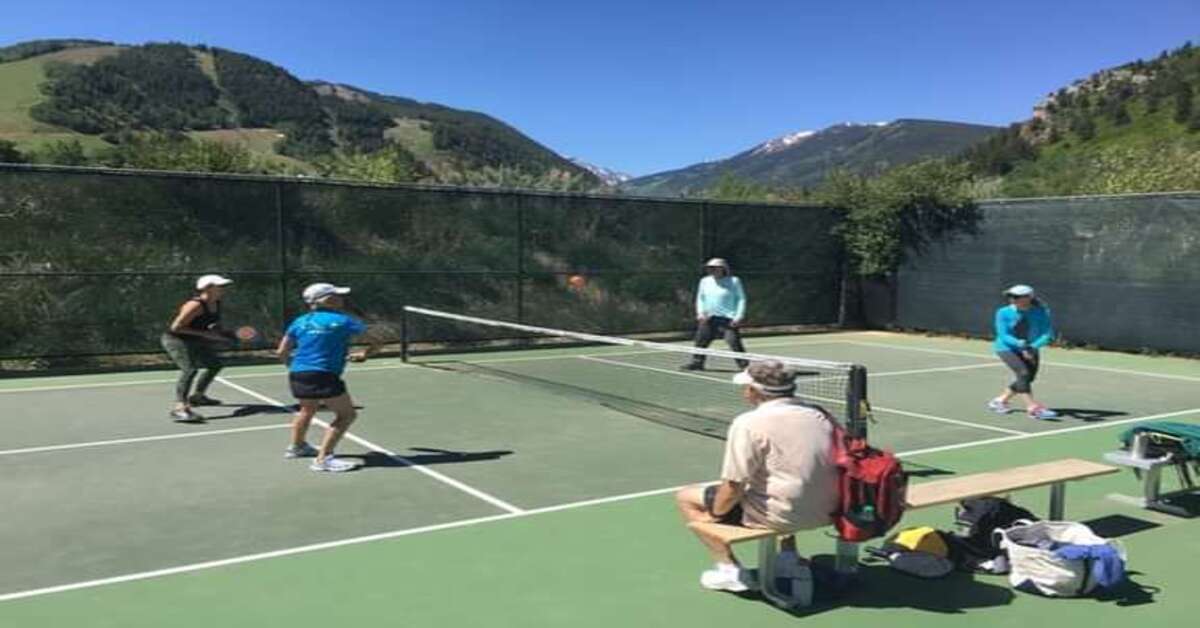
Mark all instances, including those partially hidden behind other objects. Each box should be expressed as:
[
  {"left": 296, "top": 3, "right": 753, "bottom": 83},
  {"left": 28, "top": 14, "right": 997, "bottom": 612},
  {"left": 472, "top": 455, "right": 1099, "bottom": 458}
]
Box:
[{"left": 160, "top": 275, "right": 234, "bottom": 422}]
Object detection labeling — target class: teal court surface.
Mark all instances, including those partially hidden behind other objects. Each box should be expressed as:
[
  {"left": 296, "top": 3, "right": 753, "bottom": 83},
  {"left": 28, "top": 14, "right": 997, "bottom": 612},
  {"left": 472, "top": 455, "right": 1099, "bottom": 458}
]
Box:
[{"left": 1, "top": 330, "right": 1198, "bottom": 627}]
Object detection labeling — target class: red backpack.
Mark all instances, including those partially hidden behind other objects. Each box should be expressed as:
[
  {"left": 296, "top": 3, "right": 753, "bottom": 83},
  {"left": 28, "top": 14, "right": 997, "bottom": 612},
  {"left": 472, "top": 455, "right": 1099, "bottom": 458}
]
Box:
[{"left": 827, "top": 419, "right": 908, "bottom": 542}]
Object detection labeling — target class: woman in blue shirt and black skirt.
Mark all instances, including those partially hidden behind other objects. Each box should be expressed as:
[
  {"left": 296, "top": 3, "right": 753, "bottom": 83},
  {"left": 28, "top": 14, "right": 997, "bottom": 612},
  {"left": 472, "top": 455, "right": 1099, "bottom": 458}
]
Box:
[
  {"left": 988, "top": 284, "right": 1058, "bottom": 420},
  {"left": 277, "top": 282, "right": 380, "bottom": 472}
]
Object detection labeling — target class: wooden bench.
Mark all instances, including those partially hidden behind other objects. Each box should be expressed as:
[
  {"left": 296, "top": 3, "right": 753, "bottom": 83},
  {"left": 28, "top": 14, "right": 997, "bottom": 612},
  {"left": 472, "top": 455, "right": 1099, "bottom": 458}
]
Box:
[
  {"left": 688, "top": 457, "right": 1118, "bottom": 608},
  {"left": 905, "top": 457, "right": 1119, "bottom": 519}
]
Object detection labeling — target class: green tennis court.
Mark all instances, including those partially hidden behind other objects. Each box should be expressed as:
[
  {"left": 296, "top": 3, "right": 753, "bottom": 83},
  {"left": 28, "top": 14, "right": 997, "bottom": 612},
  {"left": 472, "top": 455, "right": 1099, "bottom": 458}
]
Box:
[{"left": 2, "top": 330, "right": 1199, "bottom": 626}]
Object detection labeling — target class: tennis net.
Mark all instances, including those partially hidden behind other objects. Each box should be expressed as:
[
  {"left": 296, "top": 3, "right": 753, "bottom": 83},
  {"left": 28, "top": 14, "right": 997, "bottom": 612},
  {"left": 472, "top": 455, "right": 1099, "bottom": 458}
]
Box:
[{"left": 400, "top": 306, "right": 869, "bottom": 439}]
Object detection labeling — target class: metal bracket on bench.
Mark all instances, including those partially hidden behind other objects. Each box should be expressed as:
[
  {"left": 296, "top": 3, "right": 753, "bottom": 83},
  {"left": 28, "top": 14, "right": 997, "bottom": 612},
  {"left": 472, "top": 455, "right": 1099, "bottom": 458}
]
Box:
[
  {"left": 1049, "top": 482, "right": 1066, "bottom": 520},
  {"left": 1104, "top": 450, "right": 1197, "bottom": 517}
]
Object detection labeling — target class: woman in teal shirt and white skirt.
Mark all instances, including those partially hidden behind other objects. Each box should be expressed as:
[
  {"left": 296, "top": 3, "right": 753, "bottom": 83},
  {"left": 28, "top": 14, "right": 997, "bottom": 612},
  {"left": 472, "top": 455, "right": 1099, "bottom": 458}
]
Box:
[{"left": 682, "top": 258, "right": 749, "bottom": 371}]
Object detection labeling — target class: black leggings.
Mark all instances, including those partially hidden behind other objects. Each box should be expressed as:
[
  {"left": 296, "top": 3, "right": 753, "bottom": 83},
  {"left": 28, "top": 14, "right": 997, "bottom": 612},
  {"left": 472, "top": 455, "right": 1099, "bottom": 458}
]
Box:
[
  {"left": 689, "top": 316, "right": 749, "bottom": 368},
  {"left": 998, "top": 350, "right": 1039, "bottom": 394},
  {"left": 161, "top": 333, "right": 223, "bottom": 403}
]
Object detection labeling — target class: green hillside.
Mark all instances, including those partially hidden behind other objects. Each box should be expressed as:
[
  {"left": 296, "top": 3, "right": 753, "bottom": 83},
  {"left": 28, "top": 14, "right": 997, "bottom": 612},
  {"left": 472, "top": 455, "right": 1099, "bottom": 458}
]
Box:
[
  {"left": 964, "top": 41, "right": 1200, "bottom": 197},
  {"left": 0, "top": 44, "right": 120, "bottom": 152},
  {"left": 0, "top": 39, "right": 597, "bottom": 188}
]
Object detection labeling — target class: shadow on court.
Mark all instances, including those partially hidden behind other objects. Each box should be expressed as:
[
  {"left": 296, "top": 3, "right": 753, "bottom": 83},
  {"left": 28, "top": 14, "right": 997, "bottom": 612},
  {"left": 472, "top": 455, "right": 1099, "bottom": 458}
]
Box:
[
  {"left": 196, "top": 403, "right": 294, "bottom": 421},
  {"left": 901, "top": 460, "right": 956, "bottom": 478},
  {"left": 340, "top": 447, "right": 515, "bottom": 468},
  {"left": 729, "top": 556, "right": 1015, "bottom": 618},
  {"left": 1096, "top": 571, "right": 1161, "bottom": 607},
  {"left": 734, "top": 544, "right": 1161, "bottom": 617},
  {"left": 1050, "top": 408, "right": 1129, "bottom": 422}
]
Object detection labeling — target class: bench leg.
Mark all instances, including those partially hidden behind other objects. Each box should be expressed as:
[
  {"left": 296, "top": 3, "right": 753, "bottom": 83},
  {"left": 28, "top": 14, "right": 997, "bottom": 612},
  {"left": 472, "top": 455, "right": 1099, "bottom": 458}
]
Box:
[
  {"left": 1049, "top": 482, "right": 1065, "bottom": 520},
  {"left": 1143, "top": 464, "right": 1163, "bottom": 505},
  {"left": 1143, "top": 464, "right": 1196, "bottom": 517},
  {"left": 756, "top": 538, "right": 793, "bottom": 608}
]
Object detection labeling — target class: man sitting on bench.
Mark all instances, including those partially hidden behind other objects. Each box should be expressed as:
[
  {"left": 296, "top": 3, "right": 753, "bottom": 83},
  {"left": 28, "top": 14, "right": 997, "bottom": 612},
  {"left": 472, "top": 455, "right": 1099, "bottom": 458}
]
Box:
[{"left": 674, "top": 359, "right": 839, "bottom": 592}]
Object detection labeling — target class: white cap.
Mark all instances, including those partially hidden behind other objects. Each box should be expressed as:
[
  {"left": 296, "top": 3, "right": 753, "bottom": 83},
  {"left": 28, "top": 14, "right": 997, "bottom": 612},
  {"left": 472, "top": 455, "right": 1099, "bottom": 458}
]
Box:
[
  {"left": 195, "top": 274, "right": 233, "bottom": 290},
  {"left": 302, "top": 282, "right": 351, "bottom": 304},
  {"left": 1004, "top": 284, "right": 1035, "bottom": 297},
  {"left": 704, "top": 258, "right": 729, "bottom": 269}
]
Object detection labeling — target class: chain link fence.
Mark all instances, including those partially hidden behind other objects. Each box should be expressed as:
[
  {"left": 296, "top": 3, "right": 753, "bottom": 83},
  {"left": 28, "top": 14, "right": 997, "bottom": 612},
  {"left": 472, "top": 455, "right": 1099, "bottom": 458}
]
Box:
[
  {"left": 0, "top": 165, "right": 844, "bottom": 362},
  {"left": 891, "top": 192, "right": 1200, "bottom": 353}
]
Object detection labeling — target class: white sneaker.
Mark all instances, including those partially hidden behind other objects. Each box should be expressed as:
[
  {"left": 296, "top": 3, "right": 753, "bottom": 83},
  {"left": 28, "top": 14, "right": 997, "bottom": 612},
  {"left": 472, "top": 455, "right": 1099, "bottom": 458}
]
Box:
[
  {"left": 986, "top": 398, "right": 1012, "bottom": 414},
  {"left": 284, "top": 442, "right": 319, "bottom": 459},
  {"left": 1028, "top": 405, "right": 1059, "bottom": 420},
  {"left": 700, "top": 563, "right": 751, "bottom": 592},
  {"left": 310, "top": 455, "right": 358, "bottom": 472}
]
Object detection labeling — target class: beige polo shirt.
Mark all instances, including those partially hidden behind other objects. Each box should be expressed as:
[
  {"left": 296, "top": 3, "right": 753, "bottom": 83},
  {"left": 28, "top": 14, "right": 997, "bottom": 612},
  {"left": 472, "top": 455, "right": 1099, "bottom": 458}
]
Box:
[{"left": 720, "top": 397, "right": 838, "bottom": 531}]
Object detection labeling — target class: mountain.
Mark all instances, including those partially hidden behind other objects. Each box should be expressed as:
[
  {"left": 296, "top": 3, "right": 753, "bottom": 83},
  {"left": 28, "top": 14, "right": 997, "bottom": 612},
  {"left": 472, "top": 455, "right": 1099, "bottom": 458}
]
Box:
[
  {"left": 962, "top": 41, "right": 1200, "bottom": 197},
  {"left": 0, "top": 39, "right": 597, "bottom": 186},
  {"left": 568, "top": 158, "right": 632, "bottom": 186},
  {"left": 623, "top": 119, "right": 1002, "bottom": 197}
]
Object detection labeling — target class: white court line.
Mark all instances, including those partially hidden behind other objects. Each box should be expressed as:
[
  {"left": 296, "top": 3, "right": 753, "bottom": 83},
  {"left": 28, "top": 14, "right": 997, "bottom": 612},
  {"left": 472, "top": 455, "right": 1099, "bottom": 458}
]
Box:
[
  {"left": 843, "top": 340, "right": 1200, "bottom": 384},
  {"left": 0, "top": 424, "right": 292, "bottom": 457},
  {"left": 898, "top": 407, "right": 1200, "bottom": 458},
  {"left": 0, "top": 377, "right": 194, "bottom": 393},
  {"left": 0, "top": 336, "right": 844, "bottom": 394},
  {"left": 579, "top": 356, "right": 1025, "bottom": 436},
  {"left": 0, "top": 483, "right": 691, "bottom": 603},
  {"left": 215, "top": 377, "right": 524, "bottom": 515},
  {"left": 5, "top": 403, "right": 1198, "bottom": 603},
  {"left": 869, "top": 362, "right": 1003, "bottom": 378},
  {"left": 0, "top": 364, "right": 415, "bottom": 394},
  {"left": 872, "top": 407, "right": 1026, "bottom": 436}
]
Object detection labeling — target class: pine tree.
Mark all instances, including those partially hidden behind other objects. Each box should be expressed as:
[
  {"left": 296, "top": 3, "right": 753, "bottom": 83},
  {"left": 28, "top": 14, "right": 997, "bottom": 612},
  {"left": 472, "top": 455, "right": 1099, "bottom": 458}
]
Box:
[
  {"left": 1112, "top": 104, "right": 1131, "bottom": 126},
  {"left": 40, "top": 139, "right": 87, "bottom": 165},
  {"left": 1175, "top": 85, "right": 1193, "bottom": 125},
  {"left": 0, "top": 140, "right": 26, "bottom": 163},
  {"left": 1071, "top": 115, "right": 1096, "bottom": 141}
]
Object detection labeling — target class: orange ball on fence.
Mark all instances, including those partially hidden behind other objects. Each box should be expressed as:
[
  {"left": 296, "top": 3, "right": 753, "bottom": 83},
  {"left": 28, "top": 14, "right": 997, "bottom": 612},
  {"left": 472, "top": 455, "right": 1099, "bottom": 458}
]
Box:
[{"left": 235, "top": 326, "right": 260, "bottom": 342}]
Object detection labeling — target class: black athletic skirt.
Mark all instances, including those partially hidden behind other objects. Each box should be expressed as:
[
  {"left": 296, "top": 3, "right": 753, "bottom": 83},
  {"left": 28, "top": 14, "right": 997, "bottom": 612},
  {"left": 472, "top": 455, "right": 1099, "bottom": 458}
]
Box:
[{"left": 289, "top": 371, "right": 347, "bottom": 400}]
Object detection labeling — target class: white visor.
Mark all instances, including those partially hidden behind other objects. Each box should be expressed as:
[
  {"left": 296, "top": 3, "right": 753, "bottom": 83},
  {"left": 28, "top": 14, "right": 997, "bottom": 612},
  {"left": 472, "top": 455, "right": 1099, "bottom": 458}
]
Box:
[{"left": 195, "top": 274, "right": 233, "bottom": 290}]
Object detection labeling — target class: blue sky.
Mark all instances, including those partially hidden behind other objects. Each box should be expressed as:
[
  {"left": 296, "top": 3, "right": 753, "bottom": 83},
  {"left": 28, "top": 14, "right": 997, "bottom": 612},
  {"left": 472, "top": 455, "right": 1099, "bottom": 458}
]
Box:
[{"left": 3, "top": 0, "right": 1197, "bottom": 175}]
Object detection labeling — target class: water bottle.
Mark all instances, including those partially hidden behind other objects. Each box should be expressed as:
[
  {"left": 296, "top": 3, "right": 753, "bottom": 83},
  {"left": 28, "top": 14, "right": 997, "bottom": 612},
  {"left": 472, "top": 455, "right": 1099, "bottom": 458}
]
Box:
[
  {"left": 791, "top": 563, "right": 814, "bottom": 608},
  {"left": 835, "top": 540, "right": 859, "bottom": 574}
]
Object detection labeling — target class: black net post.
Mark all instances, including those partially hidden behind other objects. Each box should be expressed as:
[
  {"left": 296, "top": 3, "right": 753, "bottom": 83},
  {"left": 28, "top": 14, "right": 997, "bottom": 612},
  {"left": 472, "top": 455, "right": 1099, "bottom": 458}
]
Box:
[
  {"left": 846, "top": 365, "right": 869, "bottom": 439},
  {"left": 275, "top": 181, "right": 289, "bottom": 333},
  {"left": 516, "top": 195, "right": 525, "bottom": 323},
  {"left": 400, "top": 305, "right": 410, "bottom": 362}
]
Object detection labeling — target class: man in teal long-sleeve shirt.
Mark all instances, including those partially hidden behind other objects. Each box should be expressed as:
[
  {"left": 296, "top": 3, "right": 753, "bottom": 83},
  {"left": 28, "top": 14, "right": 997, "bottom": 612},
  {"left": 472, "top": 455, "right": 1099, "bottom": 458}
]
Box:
[
  {"left": 682, "top": 258, "right": 749, "bottom": 370},
  {"left": 988, "top": 284, "right": 1058, "bottom": 420}
]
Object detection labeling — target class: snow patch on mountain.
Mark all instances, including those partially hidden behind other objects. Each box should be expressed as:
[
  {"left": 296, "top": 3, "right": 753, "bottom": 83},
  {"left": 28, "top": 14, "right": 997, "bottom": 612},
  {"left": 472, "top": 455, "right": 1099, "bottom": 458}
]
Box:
[
  {"left": 749, "top": 130, "right": 815, "bottom": 155},
  {"left": 568, "top": 158, "right": 633, "bottom": 185}
]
